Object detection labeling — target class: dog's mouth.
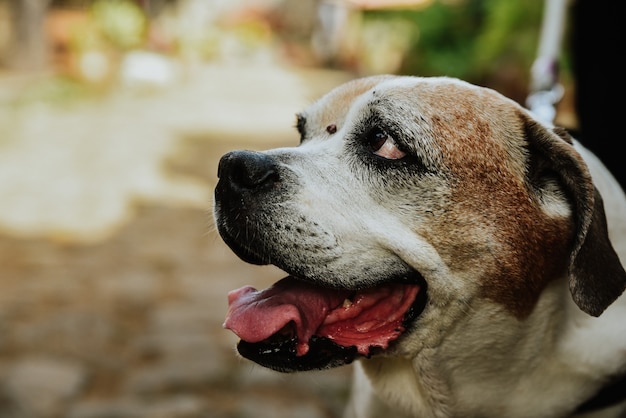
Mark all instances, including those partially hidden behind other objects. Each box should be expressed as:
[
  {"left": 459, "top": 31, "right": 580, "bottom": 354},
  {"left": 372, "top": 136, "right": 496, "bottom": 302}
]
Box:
[{"left": 223, "top": 273, "right": 427, "bottom": 372}]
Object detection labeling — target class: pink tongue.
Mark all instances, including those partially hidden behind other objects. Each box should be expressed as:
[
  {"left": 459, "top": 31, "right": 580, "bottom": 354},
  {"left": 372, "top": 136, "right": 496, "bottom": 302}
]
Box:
[{"left": 223, "top": 277, "right": 419, "bottom": 357}]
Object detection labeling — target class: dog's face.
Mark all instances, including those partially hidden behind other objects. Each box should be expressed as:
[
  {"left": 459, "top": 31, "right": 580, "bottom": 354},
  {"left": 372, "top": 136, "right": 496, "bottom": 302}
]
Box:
[{"left": 213, "top": 75, "right": 626, "bottom": 374}]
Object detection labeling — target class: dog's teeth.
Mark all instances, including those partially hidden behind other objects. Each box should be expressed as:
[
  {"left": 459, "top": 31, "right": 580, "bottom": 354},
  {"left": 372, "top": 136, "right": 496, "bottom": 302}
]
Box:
[{"left": 343, "top": 299, "right": 353, "bottom": 308}]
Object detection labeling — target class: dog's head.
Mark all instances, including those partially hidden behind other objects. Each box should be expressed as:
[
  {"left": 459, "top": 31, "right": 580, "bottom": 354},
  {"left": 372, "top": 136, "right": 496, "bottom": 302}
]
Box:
[{"left": 213, "top": 75, "right": 626, "bottom": 373}]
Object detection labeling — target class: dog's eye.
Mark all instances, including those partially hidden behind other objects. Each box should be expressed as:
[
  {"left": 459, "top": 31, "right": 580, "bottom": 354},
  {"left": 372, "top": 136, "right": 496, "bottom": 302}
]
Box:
[{"left": 367, "top": 128, "right": 406, "bottom": 160}]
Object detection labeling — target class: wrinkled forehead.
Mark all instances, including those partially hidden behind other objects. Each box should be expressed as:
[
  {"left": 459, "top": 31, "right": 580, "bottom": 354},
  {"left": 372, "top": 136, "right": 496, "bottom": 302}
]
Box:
[
  {"left": 301, "top": 75, "right": 512, "bottom": 133},
  {"left": 300, "top": 75, "right": 529, "bottom": 177}
]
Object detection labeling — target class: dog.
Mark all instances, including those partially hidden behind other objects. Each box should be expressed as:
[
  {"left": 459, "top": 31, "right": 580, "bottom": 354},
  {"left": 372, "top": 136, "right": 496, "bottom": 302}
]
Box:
[{"left": 213, "top": 75, "right": 626, "bottom": 418}]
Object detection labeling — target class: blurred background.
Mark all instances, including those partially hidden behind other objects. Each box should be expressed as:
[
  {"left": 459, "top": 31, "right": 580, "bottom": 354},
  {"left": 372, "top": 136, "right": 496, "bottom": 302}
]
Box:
[{"left": 0, "top": 0, "right": 583, "bottom": 417}]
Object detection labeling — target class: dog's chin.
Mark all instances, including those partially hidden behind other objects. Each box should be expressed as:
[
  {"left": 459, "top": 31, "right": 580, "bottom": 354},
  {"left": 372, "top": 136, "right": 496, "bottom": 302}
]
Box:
[{"left": 237, "top": 334, "right": 360, "bottom": 372}]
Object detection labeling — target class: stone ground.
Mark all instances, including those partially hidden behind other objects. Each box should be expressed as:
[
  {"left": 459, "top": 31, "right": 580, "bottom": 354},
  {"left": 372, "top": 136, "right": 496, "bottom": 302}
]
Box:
[{"left": 0, "top": 58, "right": 355, "bottom": 418}]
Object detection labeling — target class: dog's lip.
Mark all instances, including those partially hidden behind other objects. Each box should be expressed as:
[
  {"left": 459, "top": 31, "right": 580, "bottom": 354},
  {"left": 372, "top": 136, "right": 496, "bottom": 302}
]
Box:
[
  {"left": 216, "top": 225, "right": 270, "bottom": 266},
  {"left": 223, "top": 274, "right": 424, "bottom": 359}
]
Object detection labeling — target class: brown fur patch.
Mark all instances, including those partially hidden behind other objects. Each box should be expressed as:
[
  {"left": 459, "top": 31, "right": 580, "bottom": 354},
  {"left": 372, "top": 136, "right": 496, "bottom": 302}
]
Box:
[{"left": 414, "top": 84, "right": 573, "bottom": 318}]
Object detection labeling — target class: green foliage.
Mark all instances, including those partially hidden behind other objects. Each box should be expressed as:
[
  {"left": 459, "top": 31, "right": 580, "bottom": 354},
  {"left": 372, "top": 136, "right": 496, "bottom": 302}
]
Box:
[
  {"left": 363, "top": 0, "right": 545, "bottom": 83},
  {"left": 474, "top": 0, "right": 543, "bottom": 76}
]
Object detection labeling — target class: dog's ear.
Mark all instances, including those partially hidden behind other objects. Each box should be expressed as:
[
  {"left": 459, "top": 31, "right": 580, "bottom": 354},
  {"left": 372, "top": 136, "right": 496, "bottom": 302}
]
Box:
[{"left": 523, "top": 118, "right": 626, "bottom": 316}]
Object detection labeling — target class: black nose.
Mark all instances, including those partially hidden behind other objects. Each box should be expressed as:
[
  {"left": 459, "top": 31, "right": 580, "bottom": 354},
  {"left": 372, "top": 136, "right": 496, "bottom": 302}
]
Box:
[{"left": 217, "top": 150, "right": 280, "bottom": 191}]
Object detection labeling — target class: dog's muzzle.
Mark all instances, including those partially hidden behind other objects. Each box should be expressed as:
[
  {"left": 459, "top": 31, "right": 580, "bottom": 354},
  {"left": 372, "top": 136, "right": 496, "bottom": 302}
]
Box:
[{"left": 214, "top": 150, "right": 427, "bottom": 372}]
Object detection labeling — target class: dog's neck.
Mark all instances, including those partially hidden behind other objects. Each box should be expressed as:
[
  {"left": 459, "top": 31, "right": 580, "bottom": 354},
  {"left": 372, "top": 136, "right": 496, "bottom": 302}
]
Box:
[{"left": 358, "top": 278, "right": 626, "bottom": 417}]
